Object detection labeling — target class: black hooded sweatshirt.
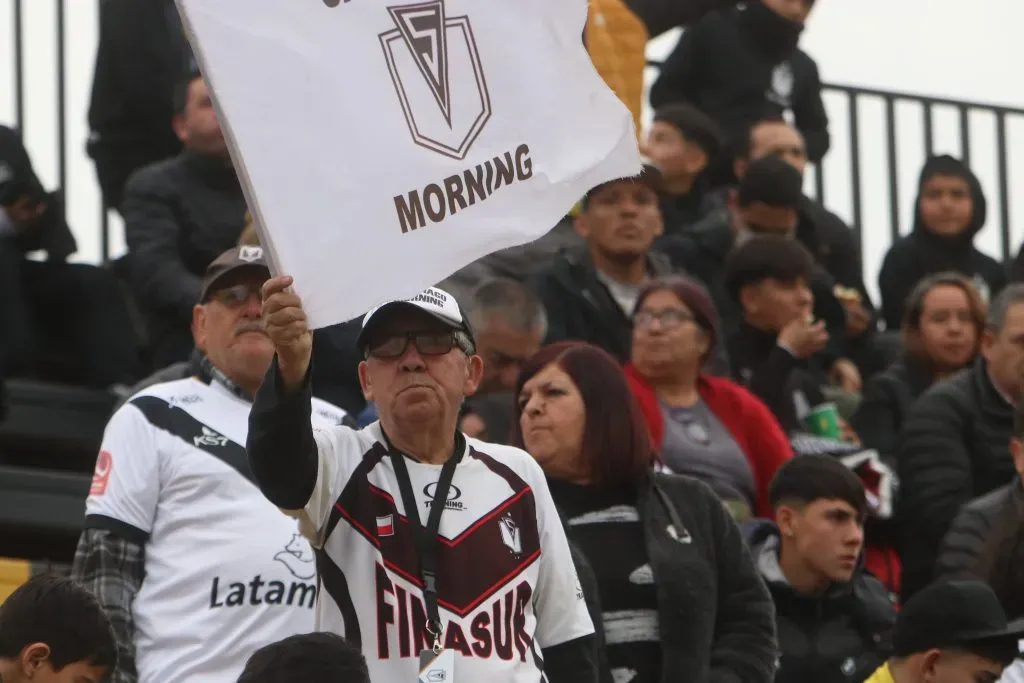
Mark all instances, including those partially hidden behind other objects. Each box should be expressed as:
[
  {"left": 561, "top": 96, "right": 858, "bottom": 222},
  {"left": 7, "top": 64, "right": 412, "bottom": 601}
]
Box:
[{"left": 878, "top": 155, "right": 1006, "bottom": 331}]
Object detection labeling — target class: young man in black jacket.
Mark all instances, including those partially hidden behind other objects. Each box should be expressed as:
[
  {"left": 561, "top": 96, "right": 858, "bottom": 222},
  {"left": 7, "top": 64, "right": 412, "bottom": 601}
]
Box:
[{"left": 744, "top": 455, "right": 896, "bottom": 683}]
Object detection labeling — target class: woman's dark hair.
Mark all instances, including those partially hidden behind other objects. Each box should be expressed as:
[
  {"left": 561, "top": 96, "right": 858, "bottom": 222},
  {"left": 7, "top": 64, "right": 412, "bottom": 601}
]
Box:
[
  {"left": 633, "top": 276, "right": 719, "bottom": 364},
  {"left": 511, "top": 342, "right": 654, "bottom": 488},
  {"left": 0, "top": 573, "right": 117, "bottom": 671},
  {"left": 238, "top": 632, "right": 370, "bottom": 683},
  {"left": 901, "top": 272, "right": 986, "bottom": 368}
]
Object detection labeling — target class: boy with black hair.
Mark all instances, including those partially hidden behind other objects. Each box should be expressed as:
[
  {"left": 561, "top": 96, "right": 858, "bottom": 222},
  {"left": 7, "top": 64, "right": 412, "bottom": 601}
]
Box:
[
  {"left": 236, "top": 633, "right": 370, "bottom": 683},
  {"left": 0, "top": 573, "right": 117, "bottom": 683},
  {"left": 723, "top": 234, "right": 836, "bottom": 432},
  {"left": 744, "top": 454, "right": 895, "bottom": 683},
  {"left": 644, "top": 103, "right": 726, "bottom": 229}
]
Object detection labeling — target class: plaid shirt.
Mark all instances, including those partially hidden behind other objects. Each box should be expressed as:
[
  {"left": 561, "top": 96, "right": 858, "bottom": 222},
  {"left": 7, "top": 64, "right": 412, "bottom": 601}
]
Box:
[{"left": 71, "top": 529, "right": 145, "bottom": 683}]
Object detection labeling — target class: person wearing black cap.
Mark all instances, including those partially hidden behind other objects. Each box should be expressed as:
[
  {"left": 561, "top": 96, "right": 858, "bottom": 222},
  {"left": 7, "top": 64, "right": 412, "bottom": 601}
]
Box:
[
  {"left": 251, "top": 279, "right": 599, "bottom": 683},
  {"left": 659, "top": 155, "right": 858, "bottom": 393},
  {"left": 72, "top": 246, "right": 353, "bottom": 683},
  {"left": 864, "top": 580, "right": 1023, "bottom": 683},
  {"left": 644, "top": 103, "right": 726, "bottom": 230}
]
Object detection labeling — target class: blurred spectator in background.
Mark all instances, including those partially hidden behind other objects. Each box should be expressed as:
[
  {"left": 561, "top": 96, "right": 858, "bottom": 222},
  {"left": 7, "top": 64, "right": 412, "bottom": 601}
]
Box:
[
  {"left": 880, "top": 155, "right": 1006, "bottom": 331},
  {"left": 529, "top": 164, "right": 678, "bottom": 361},
  {"left": 643, "top": 103, "right": 725, "bottom": 230},
  {"left": 662, "top": 157, "right": 858, "bottom": 392},
  {"left": 0, "top": 125, "right": 140, "bottom": 390},
  {"left": 896, "top": 284, "right": 1024, "bottom": 601},
  {"left": 723, "top": 235, "right": 838, "bottom": 433},
  {"left": 87, "top": 0, "right": 193, "bottom": 212},
  {"left": 936, "top": 408, "right": 1024, "bottom": 683},
  {"left": 513, "top": 341, "right": 778, "bottom": 683},
  {"left": 624, "top": 276, "right": 791, "bottom": 521},
  {"left": 584, "top": 0, "right": 744, "bottom": 137},
  {"left": 743, "top": 455, "right": 895, "bottom": 683},
  {"left": 936, "top": 400, "right": 1024, "bottom": 580},
  {"left": 122, "top": 71, "right": 248, "bottom": 370},
  {"left": 852, "top": 273, "right": 985, "bottom": 459},
  {"left": 0, "top": 573, "right": 117, "bottom": 683},
  {"left": 73, "top": 248, "right": 351, "bottom": 683},
  {"left": 650, "top": 0, "right": 828, "bottom": 177},
  {"left": 733, "top": 117, "right": 890, "bottom": 376},
  {"left": 458, "top": 278, "right": 546, "bottom": 442},
  {"left": 237, "top": 633, "right": 370, "bottom": 683}
]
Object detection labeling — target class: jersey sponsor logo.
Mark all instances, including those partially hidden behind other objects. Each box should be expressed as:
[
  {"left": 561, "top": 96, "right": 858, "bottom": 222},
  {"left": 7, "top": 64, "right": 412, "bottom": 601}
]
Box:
[
  {"left": 168, "top": 394, "right": 202, "bottom": 406},
  {"left": 194, "top": 426, "right": 229, "bottom": 448},
  {"left": 376, "top": 563, "right": 534, "bottom": 661},
  {"left": 209, "top": 575, "right": 316, "bottom": 610},
  {"left": 423, "top": 481, "right": 464, "bottom": 511},
  {"left": 377, "top": 515, "right": 396, "bottom": 537},
  {"left": 90, "top": 451, "right": 113, "bottom": 496},
  {"left": 274, "top": 534, "right": 316, "bottom": 580},
  {"left": 498, "top": 514, "right": 521, "bottom": 556}
]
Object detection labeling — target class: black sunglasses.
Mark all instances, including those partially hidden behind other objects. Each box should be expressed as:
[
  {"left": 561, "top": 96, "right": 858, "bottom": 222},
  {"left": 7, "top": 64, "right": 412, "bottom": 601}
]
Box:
[{"left": 365, "top": 331, "right": 465, "bottom": 360}]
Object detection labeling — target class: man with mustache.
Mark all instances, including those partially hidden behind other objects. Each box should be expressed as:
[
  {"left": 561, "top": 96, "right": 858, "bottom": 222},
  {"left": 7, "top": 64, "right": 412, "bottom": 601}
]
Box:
[
  {"left": 72, "top": 246, "right": 352, "bottom": 683},
  {"left": 248, "top": 281, "right": 598, "bottom": 683}
]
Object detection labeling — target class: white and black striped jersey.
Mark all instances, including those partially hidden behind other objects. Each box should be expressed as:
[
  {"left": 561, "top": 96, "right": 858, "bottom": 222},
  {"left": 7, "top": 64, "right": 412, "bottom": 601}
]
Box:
[{"left": 81, "top": 375, "right": 350, "bottom": 683}]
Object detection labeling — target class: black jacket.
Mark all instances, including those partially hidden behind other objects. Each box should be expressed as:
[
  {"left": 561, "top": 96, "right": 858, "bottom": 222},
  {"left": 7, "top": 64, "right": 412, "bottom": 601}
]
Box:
[
  {"left": 0, "top": 125, "right": 77, "bottom": 261},
  {"left": 879, "top": 155, "right": 1007, "bottom": 330},
  {"left": 895, "top": 359, "right": 1017, "bottom": 600},
  {"left": 626, "top": 0, "right": 744, "bottom": 38},
  {"left": 744, "top": 522, "right": 895, "bottom": 683},
  {"left": 727, "top": 321, "right": 826, "bottom": 434},
  {"left": 849, "top": 360, "right": 932, "bottom": 459},
  {"left": 560, "top": 473, "right": 778, "bottom": 683},
  {"left": 122, "top": 151, "right": 247, "bottom": 363},
  {"left": 798, "top": 198, "right": 873, "bottom": 312},
  {"left": 527, "top": 246, "right": 677, "bottom": 362},
  {"left": 88, "top": 0, "right": 192, "bottom": 146},
  {"left": 935, "top": 480, "right": 1024, "bottom": 580},
  {"left": 657, "top": 212, "right": 848, "bottom": 364},
  {"left": 649, "top": 4, "right": 829, "bottom": 162}
]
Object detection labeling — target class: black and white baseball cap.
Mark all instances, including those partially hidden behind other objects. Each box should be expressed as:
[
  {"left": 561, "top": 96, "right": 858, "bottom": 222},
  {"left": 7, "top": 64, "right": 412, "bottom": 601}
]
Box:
[{"left": 356, "top": 287, "right": 475, "bottom": 351}]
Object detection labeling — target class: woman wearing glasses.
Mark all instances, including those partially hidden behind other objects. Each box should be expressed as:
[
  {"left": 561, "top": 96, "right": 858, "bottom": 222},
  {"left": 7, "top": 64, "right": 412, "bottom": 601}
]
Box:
[
  {"left": 513, "top": 341, "right": 777, "bottom": 683},
  {"left": 624, "top": 276, "right": 792, "bottom": 522}
]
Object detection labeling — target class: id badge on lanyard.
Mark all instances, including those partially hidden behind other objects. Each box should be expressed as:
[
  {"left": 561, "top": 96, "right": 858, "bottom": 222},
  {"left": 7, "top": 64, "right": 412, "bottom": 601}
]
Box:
[{"left": 388, "top": 433, "right": 464, "bottom": 683}]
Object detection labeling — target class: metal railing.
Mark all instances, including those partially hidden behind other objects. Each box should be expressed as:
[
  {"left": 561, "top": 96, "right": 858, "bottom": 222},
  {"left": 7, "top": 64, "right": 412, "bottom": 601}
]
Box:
[{"left": 7, "top": 1, "right": 1024, "bottom": 267}]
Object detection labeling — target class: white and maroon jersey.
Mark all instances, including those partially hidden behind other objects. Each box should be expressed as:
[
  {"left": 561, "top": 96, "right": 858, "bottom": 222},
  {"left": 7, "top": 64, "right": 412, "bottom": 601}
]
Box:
[
  {"left": 82, "top": 376, "right": 350, "bottom": 683},
  {"left": 285, "top": 421, "right": 593, "bottom": 683}
]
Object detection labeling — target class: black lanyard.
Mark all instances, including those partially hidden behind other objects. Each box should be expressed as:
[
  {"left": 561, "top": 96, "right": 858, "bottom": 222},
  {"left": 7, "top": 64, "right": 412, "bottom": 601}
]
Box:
[{"left": 387, "top": 433, "right": 464, "bottom": 653}]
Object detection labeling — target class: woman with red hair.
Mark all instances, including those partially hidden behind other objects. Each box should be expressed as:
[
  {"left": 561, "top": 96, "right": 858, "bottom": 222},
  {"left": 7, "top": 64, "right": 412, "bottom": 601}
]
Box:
[
  {"left": 625, "top": 275, "right": 792, "bottom": 521},
  {"left": 513, "top": 342, "right": 777, "bottom": 683}
]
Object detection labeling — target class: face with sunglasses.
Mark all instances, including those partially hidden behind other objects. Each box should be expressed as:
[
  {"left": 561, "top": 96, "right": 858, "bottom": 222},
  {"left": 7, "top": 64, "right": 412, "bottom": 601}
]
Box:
[
  {"left": 358, "top": 309, "right": 483, "bottom": 426},
  {"left": 194, "top": 271, "right": 273, "bottom": 395}
]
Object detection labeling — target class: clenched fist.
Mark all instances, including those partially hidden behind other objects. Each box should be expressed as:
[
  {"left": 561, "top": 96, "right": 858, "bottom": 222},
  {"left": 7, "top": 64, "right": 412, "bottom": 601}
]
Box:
[{"left": 262, "top": 275, "right": 313, "bottom": 392}]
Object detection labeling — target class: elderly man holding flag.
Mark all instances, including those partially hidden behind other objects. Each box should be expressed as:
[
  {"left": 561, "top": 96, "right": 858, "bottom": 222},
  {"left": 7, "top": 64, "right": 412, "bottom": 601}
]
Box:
[{"left": 249, "top": 277, "right": 598, "bottom": 683}]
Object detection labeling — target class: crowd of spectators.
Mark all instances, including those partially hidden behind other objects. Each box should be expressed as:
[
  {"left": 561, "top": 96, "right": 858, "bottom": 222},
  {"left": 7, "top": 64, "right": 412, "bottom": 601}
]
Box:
[{"left": 4, "top": 0, "right": 1024, "bottom": 681}]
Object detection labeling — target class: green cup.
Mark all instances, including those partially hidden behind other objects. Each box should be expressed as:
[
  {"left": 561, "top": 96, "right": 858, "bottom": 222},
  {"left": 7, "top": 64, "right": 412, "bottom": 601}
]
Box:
[{"left": 806, "top": 402, "right": 842, "bottom": 439}]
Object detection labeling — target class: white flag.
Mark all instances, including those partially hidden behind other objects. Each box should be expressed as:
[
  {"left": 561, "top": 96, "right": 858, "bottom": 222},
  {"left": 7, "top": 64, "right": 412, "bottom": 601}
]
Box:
[{"left": 176, "top": 0, "right": 641, "bottom": 329}]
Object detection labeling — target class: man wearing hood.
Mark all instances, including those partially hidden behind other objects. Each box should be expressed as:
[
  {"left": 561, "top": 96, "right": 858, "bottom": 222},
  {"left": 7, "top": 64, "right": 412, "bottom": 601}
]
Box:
[
  {"left": 743, "top": 454, "right": 896, "bottom": 683},
  {"left": 650, "top": 0, "right": 829, "bottom": 165},
  {"left": 879, "top": 155, "right": 1007, "bottom": 331}
]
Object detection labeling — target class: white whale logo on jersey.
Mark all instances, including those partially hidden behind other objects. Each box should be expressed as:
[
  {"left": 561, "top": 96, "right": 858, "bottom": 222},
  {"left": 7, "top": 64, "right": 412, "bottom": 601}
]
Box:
[{"left": 274, "top": 534, "right": 316, "bottom": 580}]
